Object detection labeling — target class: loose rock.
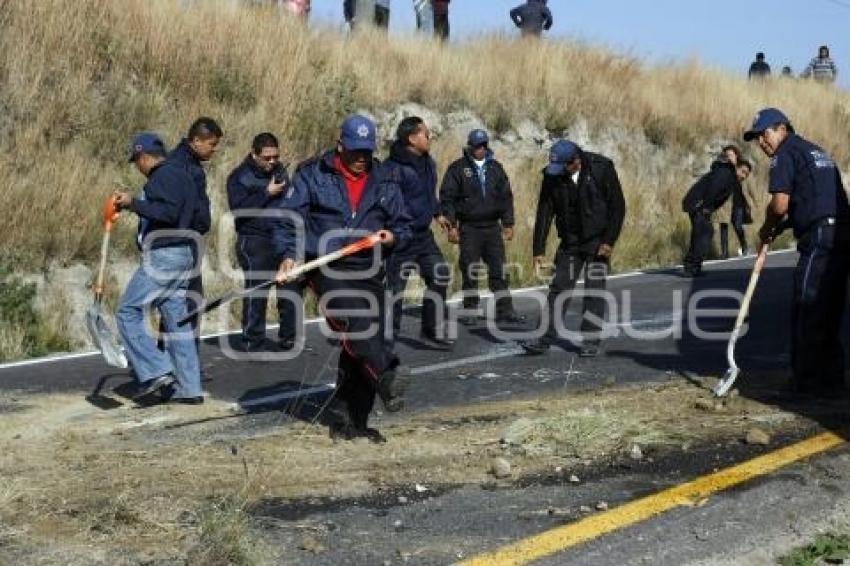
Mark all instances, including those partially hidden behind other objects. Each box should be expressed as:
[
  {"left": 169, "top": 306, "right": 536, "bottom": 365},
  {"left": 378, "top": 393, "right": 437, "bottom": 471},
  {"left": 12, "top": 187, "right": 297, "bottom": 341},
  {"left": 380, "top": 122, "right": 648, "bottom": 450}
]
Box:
[
  {"left": 596, "top": 501, "right": 609, "bottom": 511},
  {"left": 568, "top": 474, "right": 581, "bottom": 484},
  {"left": 490, "top": 457, "right": 512, "bottom": 479},
  {"left": 745, "top": 427, "right": 771, "bottom": 446},
  {"left": 629, "top": 445, "right": 643, "bottom": 460}
]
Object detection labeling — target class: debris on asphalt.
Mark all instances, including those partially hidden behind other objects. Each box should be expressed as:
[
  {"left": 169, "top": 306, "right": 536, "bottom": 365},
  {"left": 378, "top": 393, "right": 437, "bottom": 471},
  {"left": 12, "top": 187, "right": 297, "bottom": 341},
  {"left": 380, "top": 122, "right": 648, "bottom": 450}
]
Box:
[
  {"left": 393, "top": 519, "right": 404, "bottom": 531},
  {"left": 490, "top": 457, "right": 512, "bottom": 478},
  {"left": 299, "top": 535, "right": 327, "bottom": 554},
  {"left": 596, "top": 501, "right": 609, "bottom": 511},
  {"left": 414, "top": 484, "right": 428, "bottom": 493},
  {"left": 579, "top": 505, "right": 593, "bottom": 514},
  {"left": 569, "top": 474, "right": 581, "bottom": 483},
  {"left": 629, "top": 444, "right": 644, "bottom": 460},
  {"left": 745, "top": 427, "right": 772, "bottom": 446},
  {"left": 397, "top": 496, "right": 408, "bottom": 504}
]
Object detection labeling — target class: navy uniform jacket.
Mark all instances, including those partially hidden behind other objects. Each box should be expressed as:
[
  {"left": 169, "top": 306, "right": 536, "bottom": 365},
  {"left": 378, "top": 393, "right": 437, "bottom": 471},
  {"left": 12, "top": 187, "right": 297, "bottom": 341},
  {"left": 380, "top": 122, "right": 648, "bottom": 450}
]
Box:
[
  {"left": 168, "top": 140, "right": 212, "bottom": 235},
  {"left": 769, "top": 134, "right": 850, "bottom": 238},
  {"left": 279, "top": 151, "right": 412, "bottom": 267},
  {"left": 131, "top": 161, "right": 200, "bottom": 249},
  {"left": 381, "top": 140, "right": 439, "bottom": 233},
  {"left": 226, "top": 156, "right": 291, "bottom": 253}
]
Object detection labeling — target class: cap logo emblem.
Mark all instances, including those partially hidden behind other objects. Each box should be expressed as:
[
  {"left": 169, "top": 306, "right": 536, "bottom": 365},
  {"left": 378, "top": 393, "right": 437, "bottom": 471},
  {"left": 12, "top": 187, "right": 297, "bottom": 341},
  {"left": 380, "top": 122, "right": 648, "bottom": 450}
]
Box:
[
  {"left": 357, "top": 124, "right": 370, "bottom": 138},
  {"left": 134, "top": 144, "right": 143, "bottom": 151}
]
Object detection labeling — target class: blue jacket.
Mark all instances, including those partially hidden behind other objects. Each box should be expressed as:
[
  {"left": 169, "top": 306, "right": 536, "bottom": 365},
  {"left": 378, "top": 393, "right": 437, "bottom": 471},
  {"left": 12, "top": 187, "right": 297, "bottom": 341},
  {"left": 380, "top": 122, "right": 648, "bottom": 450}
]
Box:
[
  {"left": 167, "top": 140, "right": 212, "bottom": 235},
  {"left": 280, "top": 151, "right": 412, "bottom": 265},
  {"left": 131, "top": 161, "right": 200, "bottom": 250},
  {"left": 510, "top": 0, "right": 552, "bottom": 36},
  {"left": 226, "top": 156, "right": 291, "bottom": 248},
  {"left": 382, "top": 140, "right": 439, "bottom": 233}
]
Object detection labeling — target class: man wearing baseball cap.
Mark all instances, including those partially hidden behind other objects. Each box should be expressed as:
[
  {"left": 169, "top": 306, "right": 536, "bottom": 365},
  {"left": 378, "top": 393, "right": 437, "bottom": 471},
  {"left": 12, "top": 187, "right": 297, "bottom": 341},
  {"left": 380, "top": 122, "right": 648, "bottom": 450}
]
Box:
[
  {"left": 520, "top": 139, "right": 626, "bottom": 357},
  {"left": 745, "top": 107, "right": 850, "bottom": 397},
  {"left": 112, "top": 133, "right": 205, "bottom": 404},
  {"left": 439, "top": 128, "right": 525, "bottom": 326},
  {"left": 275, "top": 114, "right": 412, "bottom": 443}
]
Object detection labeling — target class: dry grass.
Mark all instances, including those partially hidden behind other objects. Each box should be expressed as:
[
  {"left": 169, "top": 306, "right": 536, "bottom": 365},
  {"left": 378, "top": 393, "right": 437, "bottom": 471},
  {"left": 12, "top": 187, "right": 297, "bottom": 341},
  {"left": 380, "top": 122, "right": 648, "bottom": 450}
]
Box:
[{"left": 0, "top": 379, "right": 831, "bottom": 562}]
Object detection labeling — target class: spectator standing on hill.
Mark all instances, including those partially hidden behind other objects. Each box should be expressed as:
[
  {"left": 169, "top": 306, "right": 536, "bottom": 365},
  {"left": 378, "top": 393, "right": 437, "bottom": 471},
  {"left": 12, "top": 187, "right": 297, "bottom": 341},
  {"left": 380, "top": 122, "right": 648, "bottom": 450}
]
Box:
[
  {"left": 284, "top": 0, "right": 310, "bottom": 18},
  {"left": 802, "top": 45, "right": 837, "bottom": 83},
  {"left": 439, "top": 129, "right": 525, "bottom": 326},
  {"left": 433, "top": 0, "right": 450, "bottom": 40},
  {"left": 748, "top": 52, "right": 771, "bottom": 79},
  {"left": 413, "top": 0, "right": 434, "bottom": 33},
  {"left": 510, "top": 0, "right": 553, "bottom": 38},
  {"left": 782, "top": 66, "right": 794, "bottom": 77},
  {"left": 375, "top": 0, "right": 390, "bottom": 29},
  {"left": 519, "top": 140, "right": 626, "bottom": 358}
]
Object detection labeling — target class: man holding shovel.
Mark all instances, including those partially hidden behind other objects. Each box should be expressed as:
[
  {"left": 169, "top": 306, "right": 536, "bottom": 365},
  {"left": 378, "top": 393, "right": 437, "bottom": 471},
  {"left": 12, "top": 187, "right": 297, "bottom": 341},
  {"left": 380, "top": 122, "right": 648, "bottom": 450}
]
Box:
[
  {"left": 745, "top": 108, "right": 850, "bottom": 396},
  {"left": 275, "top": 115, "right": 411, "bottom": 442},
  {"left": 113, "top": 133, "right": 204, "bottom": 404}
]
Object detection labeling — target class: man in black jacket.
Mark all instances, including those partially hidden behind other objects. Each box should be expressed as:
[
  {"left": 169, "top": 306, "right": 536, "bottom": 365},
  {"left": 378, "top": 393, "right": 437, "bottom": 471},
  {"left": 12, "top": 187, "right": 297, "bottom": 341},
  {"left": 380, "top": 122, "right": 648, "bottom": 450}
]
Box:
[
  {"left": 114, "top": 133, "right": 205, "bottom": 404},
  {"left": 227, "top": 132, "right": 302, "bottom": 353},
  {"left": 384, "top": 117, "right": 453, "bottom": 350},
  {"left": 520, "top": 140, "right": 625, "bottom": 357},
  {"left": 682, "top": 157, "right": 752, "bottom": 276},
  {"left": 440, "top": 129, "right": 524, "bottom": 325},
  {"left": 510, "top": 0, "right": 552, "bottom": 37}
]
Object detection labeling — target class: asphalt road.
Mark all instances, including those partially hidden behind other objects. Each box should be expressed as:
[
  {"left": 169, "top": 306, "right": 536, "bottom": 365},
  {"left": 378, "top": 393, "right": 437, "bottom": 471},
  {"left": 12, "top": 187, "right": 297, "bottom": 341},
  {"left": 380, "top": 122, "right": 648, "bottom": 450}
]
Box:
[{"left": 4, "top": 250, "right": 849, "bottom": 565}]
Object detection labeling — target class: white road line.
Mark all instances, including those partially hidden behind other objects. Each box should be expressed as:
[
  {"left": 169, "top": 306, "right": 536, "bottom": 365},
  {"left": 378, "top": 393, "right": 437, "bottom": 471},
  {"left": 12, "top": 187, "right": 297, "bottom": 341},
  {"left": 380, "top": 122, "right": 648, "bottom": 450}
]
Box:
[
  {"left": 0, "top": 249, "right": 795, "bottom": 372},
  {"left": 409, "top": 347, "right": 527, "bottom": 375}
]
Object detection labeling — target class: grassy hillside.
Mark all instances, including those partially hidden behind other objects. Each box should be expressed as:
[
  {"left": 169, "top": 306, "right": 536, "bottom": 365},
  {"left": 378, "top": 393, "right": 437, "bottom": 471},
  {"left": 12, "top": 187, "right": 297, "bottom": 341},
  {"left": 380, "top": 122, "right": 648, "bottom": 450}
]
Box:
[{"left": 0, "top": 0, "right": 848, "bottom": 359}]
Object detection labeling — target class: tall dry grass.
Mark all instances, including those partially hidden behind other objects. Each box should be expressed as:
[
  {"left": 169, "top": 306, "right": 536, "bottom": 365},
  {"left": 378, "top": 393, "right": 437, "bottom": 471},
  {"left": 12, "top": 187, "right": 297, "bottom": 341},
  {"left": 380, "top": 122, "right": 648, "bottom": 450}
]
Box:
[{"left": 1, "top": 0, "right": 849, "bottom": 332}]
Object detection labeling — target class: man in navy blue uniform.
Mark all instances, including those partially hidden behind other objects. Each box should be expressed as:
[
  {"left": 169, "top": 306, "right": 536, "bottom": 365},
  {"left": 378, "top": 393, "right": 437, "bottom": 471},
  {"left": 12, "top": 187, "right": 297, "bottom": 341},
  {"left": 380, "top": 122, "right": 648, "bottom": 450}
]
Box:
[
  {"left": 440, "top": 129, "right": 525, "bottom": 326},
  {"left": 275, "top": 115, "right": 411, "bottom": 442},
  {"left": 384, "top": 116, "right": 453, "bottom": 351},
  {"left": 745, "top": 107, "right": 850, "bottom": 396},
  {"left": 168, "top": 117, "right": 223, "bottom": 363},
  {"left": 227, "top": 132, "right": 304, "bottom": 353},
  {"left": 113, "top": 133, "right": 205, "bottom": 404}
]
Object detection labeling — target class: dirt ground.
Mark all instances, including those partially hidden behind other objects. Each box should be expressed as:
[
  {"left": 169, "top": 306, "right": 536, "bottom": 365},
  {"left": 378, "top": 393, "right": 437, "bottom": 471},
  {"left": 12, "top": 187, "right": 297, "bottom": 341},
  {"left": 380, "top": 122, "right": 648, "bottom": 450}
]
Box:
[{"left": 0, "top": 377, "right": 843, "bottom": 565}]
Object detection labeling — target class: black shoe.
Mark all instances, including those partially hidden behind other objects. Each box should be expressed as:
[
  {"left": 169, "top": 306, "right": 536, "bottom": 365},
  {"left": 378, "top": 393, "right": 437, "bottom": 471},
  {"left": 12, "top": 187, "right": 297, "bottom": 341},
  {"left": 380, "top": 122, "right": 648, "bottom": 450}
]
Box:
[
  {"left": 421, "top": 332, "right": 455, "bottom": 350},
  {"left": 278, "top": 338, "right": 295, "bottom": 351},
  {"left": 170, "top": 396, "right": 205, "bottom": 405},
  {"left": 377, "top": 365, "right": 410, "bottom": 413},
  {"left": 519, "top": 339, "right": 550, "bottom": 355},
  {"left": 580, "top": 342, "right": 600, "bottom": 358},
  {"left": 496, "top": 312, "right": 527, "bottom": 324},
  {"left": 132, "top": 373, "right": 176, "bottom": 399},
  {"left": 458, "top": 315, "right": 482, "bottom": 326},
  {"left": 329, "top": 423, "right": 387, "bottom": 444}
]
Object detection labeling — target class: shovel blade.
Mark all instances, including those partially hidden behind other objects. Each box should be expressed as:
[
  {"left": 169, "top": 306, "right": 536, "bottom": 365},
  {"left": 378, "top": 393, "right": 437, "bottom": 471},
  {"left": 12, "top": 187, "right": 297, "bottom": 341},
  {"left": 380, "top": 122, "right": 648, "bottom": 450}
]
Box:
[
  {"left": 713, "top": 367, "right": 740, "bottom": 398},
  {"left": 86, "top": 304, "right": 128, "bottom": 369}
]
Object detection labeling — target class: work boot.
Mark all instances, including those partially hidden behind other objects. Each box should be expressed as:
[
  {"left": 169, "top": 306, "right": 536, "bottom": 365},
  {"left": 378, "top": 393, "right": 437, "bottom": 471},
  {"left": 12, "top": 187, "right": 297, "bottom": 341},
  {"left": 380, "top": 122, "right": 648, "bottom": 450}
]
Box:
[
  {"left": 496, "top": 311, "right": 527, "bottom": 325},
  {"left": 377, "top": 365, "right": 410, "bottom": 413},
  {"left": 519, "top": 338, "right": 550, "bottom": 355},
  {"left": 420, "top": 331, "right": 455, "bottom": 350}
]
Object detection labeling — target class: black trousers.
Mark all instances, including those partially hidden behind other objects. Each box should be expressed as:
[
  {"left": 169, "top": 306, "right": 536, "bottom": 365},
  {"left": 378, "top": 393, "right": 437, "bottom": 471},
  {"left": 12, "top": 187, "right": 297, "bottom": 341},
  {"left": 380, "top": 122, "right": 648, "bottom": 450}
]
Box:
[
  {"left": 374, "top": 5, "right": 389, "bottom": 28},
  {"left": 309, "top": 266, "right": 393, "bottom": 429},
  {"left": 459, "top": 223, "right": 513, "bottom": 316},
  {"left": 791, "top": 222, "right": 850, "bottom": 390},
  {"left": 386, "top": 229, "right": 448, "bottom": 339},
  {"left": 542, "top": 246, "right": 609, "bottom": 344},
  {"left": 684, "top": 211, "right": 713, "bottom": 273},
  {"left": 235, "top": 235, "right": 305, "bottom": 346},
  {"left": 434, "top": 12, "right": 449, "bottom": 39}
]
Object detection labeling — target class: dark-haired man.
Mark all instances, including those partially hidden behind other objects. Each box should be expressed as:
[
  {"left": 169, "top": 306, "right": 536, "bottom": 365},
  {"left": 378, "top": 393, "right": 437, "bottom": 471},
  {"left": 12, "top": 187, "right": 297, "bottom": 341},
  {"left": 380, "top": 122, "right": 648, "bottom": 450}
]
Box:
[
  {"left": 510, "top": 0, "right": 552, "bottom": 37},
  {"left": 440, "top": 129, "right": 524, "bottom": 325},
  {"left": 384, "top": 117, "right": 452, "bottom": 351},
  {"left": 745, "top": 107, "right": 850, "bottom": 396},
  {"left": 275, "top": 115, "right": 411, "bottom": 443},
  {"left": 520, "top": 140, "right": 626, "bottom": 357},
  {"left": 748, "top": 52, "right": 771, "bottom": 79},
  {"left": 114, "top": 133, "right": 204, "bottom": 404},
  {"left": 168, "top": 117, "right": 222, "bottom": 364},
  {"left": 227, "top": 132, "right": 303, "bottom": 352}
]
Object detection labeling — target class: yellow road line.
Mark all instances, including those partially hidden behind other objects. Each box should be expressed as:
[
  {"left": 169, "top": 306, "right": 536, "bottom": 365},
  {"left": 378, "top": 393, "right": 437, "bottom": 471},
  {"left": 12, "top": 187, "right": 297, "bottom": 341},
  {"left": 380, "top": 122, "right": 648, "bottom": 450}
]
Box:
[{"left": 459, "top": 431, "right": 846, "bottom": 566}]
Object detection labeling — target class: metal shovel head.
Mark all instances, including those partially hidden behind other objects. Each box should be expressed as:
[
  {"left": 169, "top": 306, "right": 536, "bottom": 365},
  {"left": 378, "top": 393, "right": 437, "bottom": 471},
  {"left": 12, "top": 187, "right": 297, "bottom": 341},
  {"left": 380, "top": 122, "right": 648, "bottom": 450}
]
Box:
[
  {"left": 86, "top": 303, "right": 128, "bottom": 368},
  {"left": 713, "top": 366, "right": 740, "bottom": 398}
]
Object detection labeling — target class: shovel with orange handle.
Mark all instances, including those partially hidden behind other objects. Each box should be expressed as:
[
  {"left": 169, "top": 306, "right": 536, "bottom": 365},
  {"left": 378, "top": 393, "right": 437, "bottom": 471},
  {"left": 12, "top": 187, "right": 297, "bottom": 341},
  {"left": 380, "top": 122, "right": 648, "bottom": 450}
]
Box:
[{"left": 85, "top": 195, "right": 128, "bottom": 368}]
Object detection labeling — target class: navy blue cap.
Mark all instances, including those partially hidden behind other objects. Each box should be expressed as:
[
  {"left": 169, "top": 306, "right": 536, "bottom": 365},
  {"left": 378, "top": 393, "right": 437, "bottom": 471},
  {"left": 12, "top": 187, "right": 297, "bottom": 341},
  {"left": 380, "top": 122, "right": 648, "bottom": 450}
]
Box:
[
  {"left": 467, "top": 129, "right": 489, "bottom": 148},
  {"left": 546, "top": 140, "right": 579, "bottom": 175},
  {"left": 340, "top": 114, "right": 377, "bottom": 152},
  {"left": 128, "top": 132, "right": 166, "bottom": 162},
  {"left": 743, "top": 108, "right": 790, "bottom": 141}
]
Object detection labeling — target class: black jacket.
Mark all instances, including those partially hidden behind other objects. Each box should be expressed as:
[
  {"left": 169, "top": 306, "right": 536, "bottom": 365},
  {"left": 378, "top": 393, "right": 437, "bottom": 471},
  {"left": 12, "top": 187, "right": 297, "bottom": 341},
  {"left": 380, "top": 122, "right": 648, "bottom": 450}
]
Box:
[
  {"left": 226, "top": 156, "right": 291, "bottom": 242},
  {"left": 510, "top": 0, "right": 553, "bottom": 36},
  {"left": 167, "top": 140, "right": 211, "bottom": 235},
  {"left": 131, "top": 161, "right": 201, "bottom": 250},
  {"left": 439, "top": 150, "right": 514, "bottom": 227},
  {"left": 532, "top": 151, "right": 626, "bottom": 256},
  {"left": 682, "top": 160, "right": 736, "bottom": 215},
  {"left": 382, "top": 141, "right": 439, "bottom": 233}
]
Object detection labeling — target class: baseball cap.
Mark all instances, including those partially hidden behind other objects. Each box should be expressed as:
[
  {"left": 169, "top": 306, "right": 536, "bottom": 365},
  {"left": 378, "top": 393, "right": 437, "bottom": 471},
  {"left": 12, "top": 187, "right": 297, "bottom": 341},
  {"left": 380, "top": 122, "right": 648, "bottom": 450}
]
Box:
[
  {"left": 545, "top": 140, "right": 579, "bottom": 175},
  {"left": 743, "top": 108, "right": 790, "bottom": 141},
  {"left": 467, "top": 129, "right": 489, "bottom": 148},
  {"left": 340, "top": 114, "right": 377, "bottom": 152},
  {"left": 128, "top": 132, "right": 166, "bottom": 162}
]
